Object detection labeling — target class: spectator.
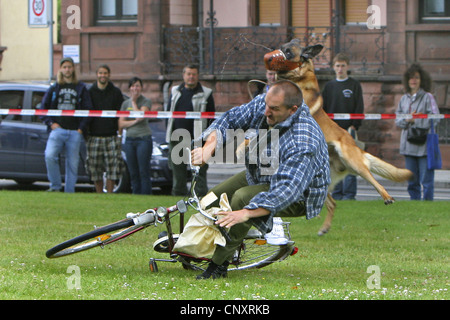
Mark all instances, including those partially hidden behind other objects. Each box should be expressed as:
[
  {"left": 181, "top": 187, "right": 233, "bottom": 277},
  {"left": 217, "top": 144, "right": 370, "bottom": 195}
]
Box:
[
  {"left": 40, "top": 57, "right": 93, "bottom": 193},
  {"left": 86, "top": 64, "right": 124, "bottom": 193},
  {"left": 253, "top": 70, "right": 277, "bottom": 98},
  {"left": 322, "top": 53, "right": 364, "bottom": 200},
  {"left": 166, "top": 64, "right": 215, "bottom": 197},
  {"left": 395, "top": 63, "right": 440, "bottom": 201},
  {"left": 119, "top": 77, "right": 153, "bottom": 195}
]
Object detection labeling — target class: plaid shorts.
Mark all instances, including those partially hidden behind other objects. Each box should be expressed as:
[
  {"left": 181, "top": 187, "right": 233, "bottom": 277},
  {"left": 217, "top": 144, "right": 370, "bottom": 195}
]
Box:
[{"left": 85, "top": 136, "right": 124, "bottom": 181}]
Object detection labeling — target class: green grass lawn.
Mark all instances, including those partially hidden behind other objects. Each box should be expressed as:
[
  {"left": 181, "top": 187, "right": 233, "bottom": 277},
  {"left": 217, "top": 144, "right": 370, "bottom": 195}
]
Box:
[{"left": 0, "top": 190, "right": 448, "bottom": 300}]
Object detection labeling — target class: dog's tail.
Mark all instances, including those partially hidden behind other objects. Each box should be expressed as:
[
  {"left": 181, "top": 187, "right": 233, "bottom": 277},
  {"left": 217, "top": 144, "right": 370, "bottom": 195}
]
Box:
[{"left": 365, "top": 153, "right": 413, "bottom": 182}]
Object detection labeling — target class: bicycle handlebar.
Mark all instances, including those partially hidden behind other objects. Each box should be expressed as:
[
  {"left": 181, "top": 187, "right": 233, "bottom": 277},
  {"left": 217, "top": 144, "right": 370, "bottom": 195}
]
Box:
[
  {"left": 129, "top": 148, "right": 232, "bottom": 243},
  {"left": 186, "top": 148, "right": 231, "bottom": 243}
]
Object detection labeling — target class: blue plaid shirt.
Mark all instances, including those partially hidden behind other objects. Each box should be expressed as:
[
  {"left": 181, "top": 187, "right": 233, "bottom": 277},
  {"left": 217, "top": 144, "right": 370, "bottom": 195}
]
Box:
[{"left": 201, "top": 94, "right": 330, "bottom": 233}]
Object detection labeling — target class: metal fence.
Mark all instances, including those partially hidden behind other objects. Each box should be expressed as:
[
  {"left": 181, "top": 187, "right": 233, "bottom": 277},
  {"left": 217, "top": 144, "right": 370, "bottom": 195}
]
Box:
[{"left": 161, "top": 25, "right": 386, "bottom": 76}]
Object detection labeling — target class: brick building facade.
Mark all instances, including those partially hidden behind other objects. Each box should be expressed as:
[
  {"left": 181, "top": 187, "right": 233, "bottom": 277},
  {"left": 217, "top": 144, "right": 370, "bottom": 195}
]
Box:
[{"left": 58, "top": 0, "right": 449, "bottom": 169}]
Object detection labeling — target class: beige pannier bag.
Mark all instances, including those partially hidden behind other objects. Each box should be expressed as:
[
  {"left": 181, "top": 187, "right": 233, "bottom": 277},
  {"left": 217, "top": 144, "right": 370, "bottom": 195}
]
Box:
[{"left": 173, "top": 192, "right": 229, "bottom": 258}]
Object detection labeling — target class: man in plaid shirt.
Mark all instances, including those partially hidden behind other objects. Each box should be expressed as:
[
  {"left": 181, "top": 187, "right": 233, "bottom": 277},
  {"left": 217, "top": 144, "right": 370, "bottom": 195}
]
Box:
[{"left": 191, "top": 80, "right": 330, "bottom": 279}]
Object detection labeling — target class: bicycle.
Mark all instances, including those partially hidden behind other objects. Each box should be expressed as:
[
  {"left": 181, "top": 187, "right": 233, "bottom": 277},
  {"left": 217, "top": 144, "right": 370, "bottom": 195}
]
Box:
[{"left": 46, "top": 149, "right": 298, "bottom": 273}]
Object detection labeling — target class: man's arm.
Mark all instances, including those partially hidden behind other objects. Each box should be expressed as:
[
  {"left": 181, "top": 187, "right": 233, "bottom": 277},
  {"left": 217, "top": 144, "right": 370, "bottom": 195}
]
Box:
[
  {"left": 192, "top": 128, "right": 270, "bottom": 229},
  {"left": 39, "top": 85, "right": 56, "bottom": 127},
  {"left": 351, "top": 81, "right": 364, "bottom": 130},
  {"left": 78, "top": 85, "right": 94, "bottom": 134}
]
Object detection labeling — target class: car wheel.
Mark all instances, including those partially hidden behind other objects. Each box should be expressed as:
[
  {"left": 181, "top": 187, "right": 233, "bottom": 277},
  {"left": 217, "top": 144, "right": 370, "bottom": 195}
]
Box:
[
  {"left": 14, "top": 179, "right": 35, "bottom": 185},
  {"left": 158, "top": 185, "right": 172, "bottom": 195}
]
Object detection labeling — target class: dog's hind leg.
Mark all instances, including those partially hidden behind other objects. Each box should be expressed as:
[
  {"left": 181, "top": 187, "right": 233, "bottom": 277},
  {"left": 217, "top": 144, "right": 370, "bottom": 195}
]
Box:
[
  {"left": 357, "top": 167, "right": 395, "bottom": 204},
  {"left": 318, "top": 193, "right": 336, "bottom": 236},
  {"left": 337, "top": 143, "right": 396, "bottom": 205}
]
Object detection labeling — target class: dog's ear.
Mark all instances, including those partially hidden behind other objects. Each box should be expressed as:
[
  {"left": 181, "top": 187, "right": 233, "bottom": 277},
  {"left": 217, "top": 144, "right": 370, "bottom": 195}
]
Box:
[{"left": 300, "top": 45, "right": 324, "bottom": 60}]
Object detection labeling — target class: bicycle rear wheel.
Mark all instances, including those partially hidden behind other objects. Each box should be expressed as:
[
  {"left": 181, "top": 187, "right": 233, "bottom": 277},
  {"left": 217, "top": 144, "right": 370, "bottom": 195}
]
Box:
[{"left": 46, "top": 219, "right": 140, "bottom": 258}]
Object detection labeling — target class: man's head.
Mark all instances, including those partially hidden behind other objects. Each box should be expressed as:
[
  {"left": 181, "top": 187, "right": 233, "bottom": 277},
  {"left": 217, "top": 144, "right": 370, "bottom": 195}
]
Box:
[
  {"left": 183, "top": 64, "right": 200, "bottom": 89},
  {"left": 58, "top": 57, "right": 77, "bottom": 84},
  {"left": 332, "top": 53, "right": 350, "bottom": 80},
  {"left": 264, "top": 80, "right": 302, "bottom": 126},
  {"left": 96, "top": 64, "right": 111, "bottom": 89}
]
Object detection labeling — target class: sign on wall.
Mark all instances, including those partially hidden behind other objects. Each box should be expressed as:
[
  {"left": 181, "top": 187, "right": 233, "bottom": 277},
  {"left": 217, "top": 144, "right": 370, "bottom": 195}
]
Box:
[
  {"left": 63, "top": 45, "right": 80, "bottom": 64},
  {"left": 29, "top": 0, "right": 49, "bottom": 27}
]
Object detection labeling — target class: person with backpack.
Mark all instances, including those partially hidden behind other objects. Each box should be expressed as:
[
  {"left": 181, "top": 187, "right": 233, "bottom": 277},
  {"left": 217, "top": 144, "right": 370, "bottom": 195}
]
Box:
[{"left": 39, "top": 57, "right": 93, "bottom": 192}]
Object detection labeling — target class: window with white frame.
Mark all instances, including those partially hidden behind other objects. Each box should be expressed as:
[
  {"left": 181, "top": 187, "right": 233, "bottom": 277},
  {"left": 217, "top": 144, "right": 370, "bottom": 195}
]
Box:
[
  {"left": 95, "top": 0, "right": 138, "bottom": 25},
  {"left": 420, "top": 0, "right": 450, "bottom": 22}
]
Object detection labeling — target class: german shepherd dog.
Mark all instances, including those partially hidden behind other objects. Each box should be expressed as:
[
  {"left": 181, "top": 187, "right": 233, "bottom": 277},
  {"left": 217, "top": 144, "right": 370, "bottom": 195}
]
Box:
[{"left": 264, "top": 39, "right": 413, "bottom": 235}]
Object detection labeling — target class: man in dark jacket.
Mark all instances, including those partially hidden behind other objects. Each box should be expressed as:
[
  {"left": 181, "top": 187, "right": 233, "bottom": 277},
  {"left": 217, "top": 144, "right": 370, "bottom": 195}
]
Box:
[
  {"left": 87, "top": 64, "right": 124, "bottom": 193},
  {"left": 322, "top": 53, "right": 364, "bottom": 200},
  {"left": 40, "top": 57, "right": 93, "bottom": 192}
]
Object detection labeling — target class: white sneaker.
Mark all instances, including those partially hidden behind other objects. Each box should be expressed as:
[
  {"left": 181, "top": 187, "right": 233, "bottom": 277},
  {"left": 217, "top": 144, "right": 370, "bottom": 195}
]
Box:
[{"left": 264, "top": 220, "right": 288, "bottom": 245}]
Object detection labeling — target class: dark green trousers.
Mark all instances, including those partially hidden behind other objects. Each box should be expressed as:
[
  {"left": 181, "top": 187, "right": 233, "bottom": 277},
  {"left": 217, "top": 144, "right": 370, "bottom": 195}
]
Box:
[{"left": 207, "top": 171, "right": 305, "bottom": 265}]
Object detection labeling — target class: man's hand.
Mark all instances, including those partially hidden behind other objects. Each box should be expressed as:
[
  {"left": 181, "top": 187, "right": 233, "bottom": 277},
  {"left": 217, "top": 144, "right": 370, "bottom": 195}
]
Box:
[
  {"left": 215, "top": 207, "right": 270, "bottom": 229},
  {"left": 191, "top": 147, "right": 208, "bottom": 166},
  {"left": 191, "top": 130, "right": 218, "bottom": 166},
  {"left": 215, "top": 209, "right": 251, "bottom": 229},
  {"left": 50, "top": 123, "right": 61, "bottom": 130}
]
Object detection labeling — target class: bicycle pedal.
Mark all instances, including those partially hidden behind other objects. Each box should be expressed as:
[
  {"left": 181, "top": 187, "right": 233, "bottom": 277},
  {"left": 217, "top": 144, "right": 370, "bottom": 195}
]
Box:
[{"left": 149, "top": 258, "right": 158, "bottom": 272}]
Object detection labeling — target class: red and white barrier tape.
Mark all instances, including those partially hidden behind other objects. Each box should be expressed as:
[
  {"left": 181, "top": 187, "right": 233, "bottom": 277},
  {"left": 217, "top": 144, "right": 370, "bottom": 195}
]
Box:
[{"left": 0, "top": 109, "right": 448, "bottom": 119}]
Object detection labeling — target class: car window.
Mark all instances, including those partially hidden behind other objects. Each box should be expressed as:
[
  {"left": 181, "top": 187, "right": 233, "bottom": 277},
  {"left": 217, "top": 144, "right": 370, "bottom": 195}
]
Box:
[
  {"left": 0, "top": 90, "right": 24, "bottom": 121},
  {"left": 31, "top": 91, "right": 46, "bottom": 123}
]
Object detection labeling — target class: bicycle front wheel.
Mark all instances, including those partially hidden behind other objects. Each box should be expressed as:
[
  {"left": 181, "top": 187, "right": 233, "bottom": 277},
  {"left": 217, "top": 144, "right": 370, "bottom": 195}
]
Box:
[{"left": 46, "top": 219, "right": 141, "bottom": 258}]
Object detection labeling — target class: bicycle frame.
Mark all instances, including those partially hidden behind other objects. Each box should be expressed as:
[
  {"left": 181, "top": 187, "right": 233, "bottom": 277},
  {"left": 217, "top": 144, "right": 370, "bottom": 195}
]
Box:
[{"left": 151, "top": 149, "right": 231, "bottom": 257}]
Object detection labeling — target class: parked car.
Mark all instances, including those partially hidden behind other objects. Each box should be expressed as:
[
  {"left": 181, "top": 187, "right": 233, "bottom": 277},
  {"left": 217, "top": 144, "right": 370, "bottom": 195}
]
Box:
[{"left": 0, "top": 82, "right": 172, "bottom": 193}]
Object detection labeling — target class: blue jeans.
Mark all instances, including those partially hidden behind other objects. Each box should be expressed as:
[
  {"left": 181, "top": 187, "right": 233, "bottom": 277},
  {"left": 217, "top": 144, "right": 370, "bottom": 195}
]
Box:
[
  {"left": 122, "top": 135, "right": 152, "bottom": 195},
  {"left": 332, "top": 174, "right": 357, "bottom": 200},
  {"left": 45, "top": 128, "right": 82, "bottom": 193},
  {"left": 405, "top": 155, "right": 434, "bottom": 201}
]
